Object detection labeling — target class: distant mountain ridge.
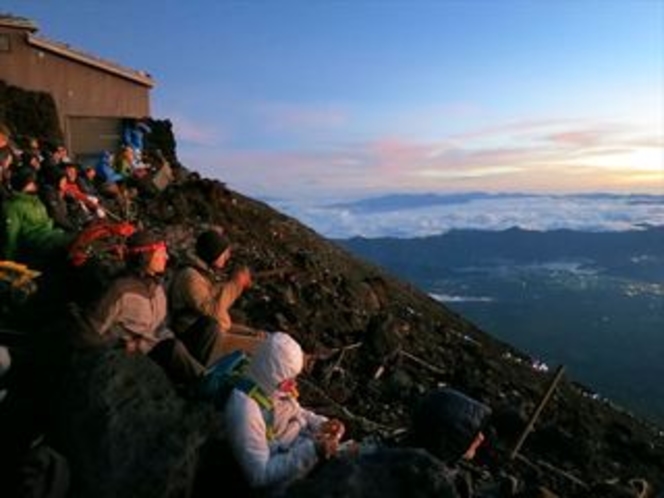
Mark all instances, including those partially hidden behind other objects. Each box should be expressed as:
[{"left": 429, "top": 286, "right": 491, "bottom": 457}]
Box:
[{"left": 339, "top": 225, "right": 664, "bottom": 282}]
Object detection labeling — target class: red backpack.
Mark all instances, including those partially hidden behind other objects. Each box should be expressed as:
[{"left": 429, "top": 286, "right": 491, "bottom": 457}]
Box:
[{"left": 68, "top": 220, "right": 137, "bottom": 267}]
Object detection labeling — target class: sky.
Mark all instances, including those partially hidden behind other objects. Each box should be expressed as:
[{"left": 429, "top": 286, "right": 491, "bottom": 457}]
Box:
[{"left": 4, "top": 0, "right": 664, "bottom": 203}]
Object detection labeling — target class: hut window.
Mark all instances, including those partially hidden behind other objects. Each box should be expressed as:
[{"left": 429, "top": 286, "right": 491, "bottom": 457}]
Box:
[{"left": 0, "top": 34, "right": 10, "bottom": 52}]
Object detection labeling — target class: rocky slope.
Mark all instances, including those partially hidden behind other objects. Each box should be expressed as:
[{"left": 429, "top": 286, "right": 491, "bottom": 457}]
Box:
[{"left": 3, "top": 173, "right": 663, "bottom": 497}]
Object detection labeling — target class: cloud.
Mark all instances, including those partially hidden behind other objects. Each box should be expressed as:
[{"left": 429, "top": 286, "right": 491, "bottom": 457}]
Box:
[
  {"left": 418, "top": 166, "right": 524, "bottom": 179},
  {"left": 170, "top": 114, "right": 228, "bottom": 147},
  {"left": 182, "top": 116, "right": 662, "bottom": 200},
  {"left": 271, "top": 194, "right": 664, "bottom": 239},
  {"left": 547, "top": 130, "right": 606, "bottom": 148}
]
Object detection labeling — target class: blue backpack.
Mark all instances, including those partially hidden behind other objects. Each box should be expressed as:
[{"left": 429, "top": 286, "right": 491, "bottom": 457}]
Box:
[{"left": 198, "top": 350, "right": 275, "bottom": 439}]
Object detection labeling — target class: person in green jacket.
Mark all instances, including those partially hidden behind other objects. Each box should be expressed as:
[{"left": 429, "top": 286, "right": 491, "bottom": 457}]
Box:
[{"left": 1, "top": 167, "right": 74, "bottom": 265}]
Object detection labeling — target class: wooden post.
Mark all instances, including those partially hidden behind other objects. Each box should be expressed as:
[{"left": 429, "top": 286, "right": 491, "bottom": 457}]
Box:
[{"left": 510, "top": 365, "right": 566, "bottom": 460}]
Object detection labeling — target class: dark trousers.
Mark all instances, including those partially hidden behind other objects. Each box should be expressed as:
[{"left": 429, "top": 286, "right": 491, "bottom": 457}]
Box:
[
  {"left": 148, "top": 339, "right": 205, "bottom": 385},
  {"left": 177, "top": 315, "right": 225, "bottom": 367},
  {"left": 148, "top": 316, "right": 224, "bottom": 385}
]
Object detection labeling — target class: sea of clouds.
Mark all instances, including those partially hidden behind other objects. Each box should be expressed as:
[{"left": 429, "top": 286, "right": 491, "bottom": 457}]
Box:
[{"left": 266, "top": 194, "right": 664, "bottom": 239}]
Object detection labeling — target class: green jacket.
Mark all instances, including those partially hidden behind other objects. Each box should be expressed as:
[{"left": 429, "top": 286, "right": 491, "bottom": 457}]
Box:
[{"left": 1, "top": 192, "right": 71, "bottom": 261}]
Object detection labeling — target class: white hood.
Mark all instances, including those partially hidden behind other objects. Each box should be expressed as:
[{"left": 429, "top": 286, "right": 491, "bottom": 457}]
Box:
[{"left": 247, "top": 332, "right": 303, "bottom": 395}]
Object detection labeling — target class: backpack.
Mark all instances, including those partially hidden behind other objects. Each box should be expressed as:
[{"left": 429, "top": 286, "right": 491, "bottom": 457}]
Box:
[
  {"left": 68, "top": 219, "right": 136, "bottom": 267},
  {"left": 0, "top": 260, "right": 41, "bottom": 306},
  {"left": 197, "top": 350, "right": 275, "bottom": 440}
]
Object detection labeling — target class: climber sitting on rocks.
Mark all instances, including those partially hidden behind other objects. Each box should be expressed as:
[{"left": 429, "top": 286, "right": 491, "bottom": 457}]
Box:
[
  {"left": 169, "top": 228, "right": 266, "bottom": 356},
  {"left": 410, "top": 387, "right": 490, "bottom": 465},
  {"left": 1, "top": 166, "right": 75, "bottom": 267},
  {"left": 82, "top": 230, "right": 225, "bottom": 385},
  {"left": 223, "top": 332, "right": 346, "bottom": 493},
  {"left": 408, "top": 387, "right": 522, "bottom": 497}
]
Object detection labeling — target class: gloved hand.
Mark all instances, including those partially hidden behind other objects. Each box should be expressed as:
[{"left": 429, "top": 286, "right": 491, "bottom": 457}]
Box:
[
  {"left": 233, "top": 266, "right": 253, "bottom": 290},
  {"left": 319, "top": 419, "right": 345, "bottom": 441},
  {"left": 314, "top": 433, "right": 339, "bottom": 460}
]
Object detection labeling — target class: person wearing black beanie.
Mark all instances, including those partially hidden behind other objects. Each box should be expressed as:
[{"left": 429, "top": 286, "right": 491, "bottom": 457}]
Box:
[
  {"left": 169, "top": 228, "right": 266, "bottom": 356},
  {"left": 409, "top": 388, "right": 491, "bottom": 465},
  {"left": 195, "top": 230, "right": 231, "bottom": 267}
]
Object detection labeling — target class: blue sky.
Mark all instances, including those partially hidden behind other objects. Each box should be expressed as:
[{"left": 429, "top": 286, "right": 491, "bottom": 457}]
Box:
[{"left": 5, "top": 0, "right": 664, "bottom": 201}]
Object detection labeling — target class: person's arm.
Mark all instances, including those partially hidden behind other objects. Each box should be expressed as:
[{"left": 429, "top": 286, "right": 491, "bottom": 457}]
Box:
[
  {"left": 224, "top": 391, "right": 319, "bottom": 489},
  {"left": 179, "top": 268, "right": 246, "bottom": 330},
  {"left": 86, "top": 284, "right": 125, "bottom": 343}
]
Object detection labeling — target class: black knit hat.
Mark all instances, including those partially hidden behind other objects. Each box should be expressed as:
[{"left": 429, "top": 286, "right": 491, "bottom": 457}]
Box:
[
  {"left": 196, "top": 230, "right": 230, "bottom": 265},
  {"left": 410, "top": 388, "right": 491, "bottom": 464},
  {"left": 10, "top": 166, "right": 37, "bottom": 192}
]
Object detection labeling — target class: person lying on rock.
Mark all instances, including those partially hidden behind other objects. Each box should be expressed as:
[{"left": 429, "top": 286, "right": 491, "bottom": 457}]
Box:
[
  {"left": 83, "top": 230, "right": 225, "bottom": 385},
  {"left": 410, "top": 387, "right": 490, "bottom": 465},
  {"left": 169, "top": 228, "right": 266, "bottom": 356},
  {"left": 409, "top": 387, "right": 524, "bottom": 497},
  {"left": 223, "top": 332, "right": 346, "bottom": 492}
]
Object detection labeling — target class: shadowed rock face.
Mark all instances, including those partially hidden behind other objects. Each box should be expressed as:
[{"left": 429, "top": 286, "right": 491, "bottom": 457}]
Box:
[
  {"left": 2, "top": 176, "right": 663, "bottom": 497},
  {"left": 287, "top": 448, "right": 460, "bottom": 498},
  {"left": 51, "top": 349, "right": 218, "bottom": 498}
]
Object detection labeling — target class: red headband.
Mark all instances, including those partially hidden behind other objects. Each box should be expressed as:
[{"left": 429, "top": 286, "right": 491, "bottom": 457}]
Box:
[{"left": 126, "top": 241, "right": 167, "bottom": 254}]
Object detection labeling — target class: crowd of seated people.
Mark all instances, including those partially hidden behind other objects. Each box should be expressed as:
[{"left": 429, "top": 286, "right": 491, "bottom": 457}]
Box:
[{"left": 0, "top": 122, "right": 174, "bottom": 268}]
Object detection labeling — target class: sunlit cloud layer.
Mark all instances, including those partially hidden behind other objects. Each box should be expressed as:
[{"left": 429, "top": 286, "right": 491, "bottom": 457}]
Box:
[{"left": 270, "top": 194, "right": 664, "bottom": 239}]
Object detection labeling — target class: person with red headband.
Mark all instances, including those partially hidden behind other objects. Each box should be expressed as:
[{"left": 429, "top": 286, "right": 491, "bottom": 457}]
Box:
[{"left": 84, "top": 230, "right": 223, "bottom": 384}]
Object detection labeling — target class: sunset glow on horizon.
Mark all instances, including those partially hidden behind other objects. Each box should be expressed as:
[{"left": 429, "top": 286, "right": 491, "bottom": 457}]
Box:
[{"left": 4, "top": 0, "right": 663, "bottom": 200}]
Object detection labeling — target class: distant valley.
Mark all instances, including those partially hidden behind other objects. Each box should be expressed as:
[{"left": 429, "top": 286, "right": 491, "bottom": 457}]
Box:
[{"left": 339, "top": 226, "right": 664, "bottom": 426}]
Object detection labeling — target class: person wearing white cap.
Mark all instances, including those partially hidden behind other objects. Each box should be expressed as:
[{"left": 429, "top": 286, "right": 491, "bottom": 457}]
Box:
[{"left": 223, "top": 332, "right": 346, "bottom": 491}]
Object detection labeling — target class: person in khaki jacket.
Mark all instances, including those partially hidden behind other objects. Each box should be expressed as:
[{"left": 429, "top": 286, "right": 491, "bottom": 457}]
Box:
[
  {"left": 84, "top": 230, "right": 223, "bottom": 385},
  {"left": 169, "top": 229, "right": 266, "bottom": 356}
]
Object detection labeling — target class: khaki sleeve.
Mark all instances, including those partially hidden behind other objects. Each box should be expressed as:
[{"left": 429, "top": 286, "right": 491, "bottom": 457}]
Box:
[
  {"left": 86, "top": 284, "right": 124, "bottom": 340},
  {"left": 180, "top": 269, "right": 245, "bottom": 331}
]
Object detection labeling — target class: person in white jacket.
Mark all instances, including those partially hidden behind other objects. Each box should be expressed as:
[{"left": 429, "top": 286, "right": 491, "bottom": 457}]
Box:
[{"left": 223, "top": 332, "right": 345, "bottom": 491}]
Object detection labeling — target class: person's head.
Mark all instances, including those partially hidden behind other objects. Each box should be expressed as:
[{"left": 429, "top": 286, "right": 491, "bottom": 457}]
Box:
[
  {"left": 195, "top": 229, "right": 231, "bottom": 268},
  {"left": 410, "top": 387, "right": 491, "bottom": 464},
  {"left": 125, "top": 230, "right": 169, "bottom": 275},
  {"left": 26, "top": 136, "right": 40, "bottom": 151},
  {"left": 120, "top": 145, "right": 134, "bottom": 161},
  {"left": 10, "top": 166, "right": 38, "bottom": 193},
  {"left": 21, "top": 152, "right": 40, "bottom": 170},
  {"left": 63, "top": 162, "right": 79, "bottom": 182},
  {"left": 49, "top": 143, "right": 67, "bottom": 161},
  {"left": 83, "top": 164, "right": 96, "bottom": 180},
  {"left": 248, "top": 332, "right": 304, "bottom": 396}
]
